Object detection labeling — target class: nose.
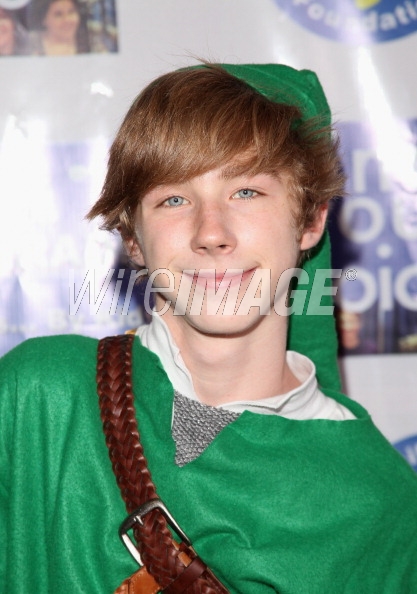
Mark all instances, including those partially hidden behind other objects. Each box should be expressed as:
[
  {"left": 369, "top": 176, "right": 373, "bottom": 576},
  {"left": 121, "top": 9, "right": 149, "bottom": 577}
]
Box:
[{"left": 190, "top": 202, "right": 237, "bottom": 256}]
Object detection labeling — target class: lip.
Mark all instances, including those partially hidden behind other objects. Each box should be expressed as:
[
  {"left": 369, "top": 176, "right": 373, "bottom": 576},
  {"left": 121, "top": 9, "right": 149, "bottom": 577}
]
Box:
[{"left": 183, "top": 268, "right": 256, "bottom": 290}]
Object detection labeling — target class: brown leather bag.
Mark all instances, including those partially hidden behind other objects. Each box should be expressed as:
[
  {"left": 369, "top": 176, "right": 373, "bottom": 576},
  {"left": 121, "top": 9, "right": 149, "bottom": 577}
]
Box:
[{"left": 97, "top": 334, "right": 229, "bottom": 594}]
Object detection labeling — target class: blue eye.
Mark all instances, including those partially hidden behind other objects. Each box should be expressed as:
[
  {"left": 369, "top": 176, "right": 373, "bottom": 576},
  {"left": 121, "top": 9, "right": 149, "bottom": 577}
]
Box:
[
  {"left": 165, "top": 196, "right": 186, "bottom": 207},
  {"left": 234, "top": 188, "right": 257, "bottom": 199}
]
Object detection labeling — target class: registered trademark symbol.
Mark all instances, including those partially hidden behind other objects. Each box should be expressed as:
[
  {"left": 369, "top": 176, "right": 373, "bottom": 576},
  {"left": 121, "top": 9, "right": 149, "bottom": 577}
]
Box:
[{"left": 345, "top": 268, "right": 357, "bottom": 281}]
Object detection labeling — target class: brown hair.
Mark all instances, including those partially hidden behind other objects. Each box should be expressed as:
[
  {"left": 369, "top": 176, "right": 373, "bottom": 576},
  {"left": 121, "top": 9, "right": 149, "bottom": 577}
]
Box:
[{"left": 88, "top": 64, "right": 344, "bottom": 242}]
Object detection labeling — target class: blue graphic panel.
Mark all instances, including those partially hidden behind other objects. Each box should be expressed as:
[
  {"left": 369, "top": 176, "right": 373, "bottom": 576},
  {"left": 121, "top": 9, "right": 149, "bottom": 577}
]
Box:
[
  {"left": 394, "top": 435, "right": 417, "bottom": 471},
  {"left": 274, "top": 0, "right": 417, "bottom": 44},
  {"left": 329, "top": 120, "right": 417, "bottom": 354}
]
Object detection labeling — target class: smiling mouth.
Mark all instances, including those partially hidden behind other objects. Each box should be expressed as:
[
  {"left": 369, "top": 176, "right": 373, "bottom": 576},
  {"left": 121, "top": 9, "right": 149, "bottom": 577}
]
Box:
[{"left": 184, "top": 268, "right": 256, "bottom": 290}]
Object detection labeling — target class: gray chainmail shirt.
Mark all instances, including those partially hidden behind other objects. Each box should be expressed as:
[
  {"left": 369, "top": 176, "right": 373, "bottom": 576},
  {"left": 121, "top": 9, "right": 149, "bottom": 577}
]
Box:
[
  {"left": 172, "top": 391, "right": 240, "bottom": 467},
  {"left": 137, "top": 315, "right": 355, "bottom": 468}
]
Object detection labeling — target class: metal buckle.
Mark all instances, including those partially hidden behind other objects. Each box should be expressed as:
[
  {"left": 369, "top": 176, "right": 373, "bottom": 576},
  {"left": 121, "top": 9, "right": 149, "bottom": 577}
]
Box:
[{"left": 119, "top": 498, "right": 192, "bottom": 566}]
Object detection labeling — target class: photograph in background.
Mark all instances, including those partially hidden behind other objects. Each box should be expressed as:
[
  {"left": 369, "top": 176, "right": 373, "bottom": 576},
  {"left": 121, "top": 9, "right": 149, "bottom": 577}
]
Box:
[{"left": 0, "top": 0, "right": 118, "bottom": 56}]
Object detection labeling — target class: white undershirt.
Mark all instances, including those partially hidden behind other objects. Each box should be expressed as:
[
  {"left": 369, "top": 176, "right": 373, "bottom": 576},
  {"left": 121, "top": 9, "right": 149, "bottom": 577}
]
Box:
[{"left": 136, "top": 313, "right": 356, "bottom": 421}]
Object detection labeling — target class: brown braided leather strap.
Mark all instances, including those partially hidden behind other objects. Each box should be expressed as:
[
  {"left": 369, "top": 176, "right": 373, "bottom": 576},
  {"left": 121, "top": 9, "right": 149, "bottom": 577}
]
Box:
[{"left": 97, "top": 334, "right": 229, "bottom": 594}]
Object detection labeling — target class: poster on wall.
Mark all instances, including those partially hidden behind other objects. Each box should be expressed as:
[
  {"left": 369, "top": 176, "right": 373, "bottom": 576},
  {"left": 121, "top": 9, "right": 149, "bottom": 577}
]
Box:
[
  {"left": 0, "top": 0, "right": 118, "bottom": 56},
  {"left": 270, "top": 1, "right": 417, "bottom": 357},
  {"left": 331, "top": 120, "right": 417, "bottom": 356}
]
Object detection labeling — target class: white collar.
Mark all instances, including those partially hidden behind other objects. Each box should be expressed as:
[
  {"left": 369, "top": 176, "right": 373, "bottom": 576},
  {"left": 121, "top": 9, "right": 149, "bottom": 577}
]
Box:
[{"left": 136, "top": 313, "right": 355, "bottom": 421}]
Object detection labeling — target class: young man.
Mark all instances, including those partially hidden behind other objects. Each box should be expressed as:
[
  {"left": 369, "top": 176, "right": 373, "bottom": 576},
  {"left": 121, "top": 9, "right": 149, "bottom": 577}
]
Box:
[{"left": 1, "top": 63, "right": 417, "bottom": 594}]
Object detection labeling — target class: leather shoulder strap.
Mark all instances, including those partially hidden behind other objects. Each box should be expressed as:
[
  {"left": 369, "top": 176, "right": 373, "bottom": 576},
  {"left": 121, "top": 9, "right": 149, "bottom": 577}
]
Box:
[{"left": 97, "top": 334, "right": 229, "bottom": 594}]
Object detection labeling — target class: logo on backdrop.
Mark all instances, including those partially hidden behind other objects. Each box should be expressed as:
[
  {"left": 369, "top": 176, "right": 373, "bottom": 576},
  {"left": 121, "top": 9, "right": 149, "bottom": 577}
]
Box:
[
  {"left": 393, "top": 435, "right": 417, "bottom": 471},
  {"left": 330, "top": 119, "right": 417, "bottom": 355},
  {"left": 274, "top": 0, "right": 417, "bottom": 44}
]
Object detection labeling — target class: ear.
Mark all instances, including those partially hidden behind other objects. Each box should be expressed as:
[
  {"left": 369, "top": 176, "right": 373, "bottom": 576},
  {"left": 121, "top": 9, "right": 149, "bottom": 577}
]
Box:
[
  {"left": 299, "top": 204, "right": 328, "bottom": 251},
  {"left": 125, "top": 237, "right": 145, "bottom": 267}
]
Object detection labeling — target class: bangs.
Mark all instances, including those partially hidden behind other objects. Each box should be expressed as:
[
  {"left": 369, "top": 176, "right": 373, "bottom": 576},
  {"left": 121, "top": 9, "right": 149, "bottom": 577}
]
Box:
[
  {"left": 88, "top": 65, "right": 344, "bottom": 241},
  {"left": 118, "top": 67, "right": 303, "bottom": 187}
]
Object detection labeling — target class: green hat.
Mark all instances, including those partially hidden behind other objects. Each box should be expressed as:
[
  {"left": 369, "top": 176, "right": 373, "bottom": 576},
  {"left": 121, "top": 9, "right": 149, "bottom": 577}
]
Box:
[
  {"left": 221, "top": 63, "right": 331, "bottom": 129},
  {"left": 219, "top": 63, "right": 340, "bottom": 392}
]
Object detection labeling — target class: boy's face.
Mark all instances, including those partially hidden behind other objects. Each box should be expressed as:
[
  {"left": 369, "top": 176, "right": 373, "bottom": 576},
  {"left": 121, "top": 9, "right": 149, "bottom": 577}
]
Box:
[{"left": 129, "top": 165, "right": 326, "bottom": 338}]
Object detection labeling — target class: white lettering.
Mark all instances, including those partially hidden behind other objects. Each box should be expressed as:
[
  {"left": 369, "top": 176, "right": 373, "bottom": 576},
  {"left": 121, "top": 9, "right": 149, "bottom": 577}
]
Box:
[
  {"left": 307, "top": 3, "right": 325, "bottom": 20},
  {"left": 236, "top": 269, "right": 270, "bottom": 316},
  {"left": 306, "top": 269, "right": 341, "bottom": 316},
  {"left": 380, "top": 12, "right": 397, "bottom": 30},
  {"left": 395, "top": 264, "right": 417, "bottom": 310},
  {"left": 339, "top": 196, "right": 385, "bottom": 243},
  {"left": 121, "top": 269, "right": 148, "bottom": 315},
  {"left": 405, "top": 1, "right": 417, "bottom": 20},
  {"left": 378, "top": 266, "right": 394, "bottom": 312},
  {"left": 144, "top": 269, "right": 174, "bottom": 316},
  {"left": 68, "top": 269, "right": 115, "bottom": 316},
  {"left": 404, "top": 442, "right": 417, "bottom": 466},
  {"left": 395, "top": 6, "right": 410, "bottom": 24},
  {"left": 324, "top": 9, "right": 342, "bottom": 28},
  {"left": 173, "top": 270, "right": 195, "bottom": 316},
  {"left": 362, "top": 10, "right": 378, "bottom": 33},
  {"left": 274, "top": 268, "right": 308, "bottom": 316},
  {"left": 392, "top": 196, "right": 417, "bottom": 241},
  {"left": 351, "top": 149, "right": 391, "bottom": 194},
  {"left": 109, "top": 269, "right": 125, "bottom": 315}
]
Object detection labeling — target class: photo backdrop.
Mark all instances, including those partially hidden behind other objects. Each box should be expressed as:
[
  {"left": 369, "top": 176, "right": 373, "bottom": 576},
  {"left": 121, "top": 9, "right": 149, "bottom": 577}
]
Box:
[{"left": 1, "top": 0, "right": 416, "bottom": 468}]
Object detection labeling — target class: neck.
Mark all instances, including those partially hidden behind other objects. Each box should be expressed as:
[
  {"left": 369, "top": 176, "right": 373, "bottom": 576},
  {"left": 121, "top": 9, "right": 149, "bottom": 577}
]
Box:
[{"left": 162, "top": 313, "right": 300, "bottom": 407}]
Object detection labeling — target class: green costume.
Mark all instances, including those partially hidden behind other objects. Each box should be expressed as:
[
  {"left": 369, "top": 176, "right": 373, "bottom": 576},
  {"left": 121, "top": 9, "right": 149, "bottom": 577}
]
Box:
[
  {"left": 1, "top": 331, "right": 417, "bottom": 594},
  {"left": 1, "top": 65, "right": 417, "bottom": 593}
]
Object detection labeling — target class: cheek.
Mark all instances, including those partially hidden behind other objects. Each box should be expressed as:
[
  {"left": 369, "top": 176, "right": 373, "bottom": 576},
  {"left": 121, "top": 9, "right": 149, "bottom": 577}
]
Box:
[
  {"left": 134, "top": 227, "right": 164, "bottom": 269},
  {"left": 44, "top": 15, "right": 57, "bottom": 28},
  {"left": 255, "top": 219, "right": 298, "bottom": 253},
  {"left": 0, "top": 21, "right": 13, "bottom": 34}
]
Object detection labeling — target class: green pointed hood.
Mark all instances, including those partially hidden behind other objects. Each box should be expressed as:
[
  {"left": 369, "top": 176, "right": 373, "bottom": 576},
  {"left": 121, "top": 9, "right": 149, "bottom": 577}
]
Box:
[{"left": 219, "top": 63, "right": 340, "bottom": 392}]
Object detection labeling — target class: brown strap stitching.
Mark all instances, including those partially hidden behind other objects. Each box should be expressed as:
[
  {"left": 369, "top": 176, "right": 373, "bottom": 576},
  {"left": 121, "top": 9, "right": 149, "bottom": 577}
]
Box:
[
  {"left": 97, "top": 335, "right": 229, "bottom": 594},
  {"left": 162, "top": 557, "right": 205, "bottom": 594}
]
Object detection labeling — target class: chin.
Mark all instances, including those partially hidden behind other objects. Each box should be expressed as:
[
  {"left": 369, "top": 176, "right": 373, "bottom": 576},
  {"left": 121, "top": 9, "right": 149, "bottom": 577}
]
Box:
[{"left": 184, "top": 309, "right": 267, "bottom": 338}]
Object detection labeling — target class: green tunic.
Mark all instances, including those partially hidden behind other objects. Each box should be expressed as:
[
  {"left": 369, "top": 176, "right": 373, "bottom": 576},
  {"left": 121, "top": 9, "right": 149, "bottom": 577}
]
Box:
[{"left": 1, "top": 334, "right": 417, "bottom": 594}]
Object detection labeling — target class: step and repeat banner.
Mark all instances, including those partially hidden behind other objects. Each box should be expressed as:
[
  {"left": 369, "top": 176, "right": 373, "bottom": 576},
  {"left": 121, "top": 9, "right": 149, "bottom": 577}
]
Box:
[{"left": 1, "top": 0, "right": 416, "bottom": 467}]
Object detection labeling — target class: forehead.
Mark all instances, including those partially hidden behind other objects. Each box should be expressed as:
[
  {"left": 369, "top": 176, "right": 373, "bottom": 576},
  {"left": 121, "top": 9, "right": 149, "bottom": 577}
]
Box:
[
  {"left": 146, "top": 162, "right": 287, "bottom": 193},
  {"left": 149, "top": 148, "right": 289, "bottom": 191},
  {"left": 48, "top": 0, "right": 76, "bottom": 11}
]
